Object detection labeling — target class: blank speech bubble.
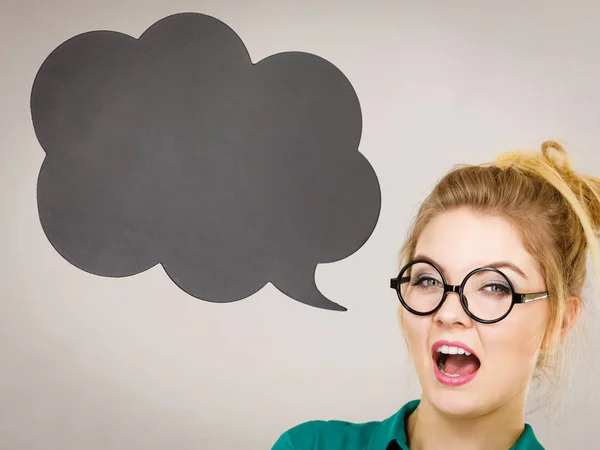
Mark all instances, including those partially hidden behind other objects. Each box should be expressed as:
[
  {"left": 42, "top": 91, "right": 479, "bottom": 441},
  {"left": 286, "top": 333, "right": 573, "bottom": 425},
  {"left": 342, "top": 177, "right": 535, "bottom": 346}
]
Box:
[{"left": 31, "top": 12, "right": 381, "bottom": 311}]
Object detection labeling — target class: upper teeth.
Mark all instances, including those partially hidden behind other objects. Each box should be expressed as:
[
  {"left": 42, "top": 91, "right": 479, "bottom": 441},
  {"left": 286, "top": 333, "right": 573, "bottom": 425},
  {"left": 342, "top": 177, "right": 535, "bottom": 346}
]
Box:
[{"left": 437, "top": 345, "right": 471, "bottom": 356}]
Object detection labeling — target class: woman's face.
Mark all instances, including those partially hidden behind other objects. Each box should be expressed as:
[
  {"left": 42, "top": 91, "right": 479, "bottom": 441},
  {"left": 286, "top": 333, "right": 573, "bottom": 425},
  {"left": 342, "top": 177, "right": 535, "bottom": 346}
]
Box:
[{"left": 400, "top": 207, "right": 550, "bottom": 418}]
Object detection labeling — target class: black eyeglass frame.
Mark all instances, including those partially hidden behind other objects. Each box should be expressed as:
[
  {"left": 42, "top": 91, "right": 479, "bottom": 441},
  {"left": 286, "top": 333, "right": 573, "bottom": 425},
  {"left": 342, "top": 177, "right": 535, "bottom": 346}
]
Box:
[{"left": 389, "top": 259, "right": 550, "bottom": 324}]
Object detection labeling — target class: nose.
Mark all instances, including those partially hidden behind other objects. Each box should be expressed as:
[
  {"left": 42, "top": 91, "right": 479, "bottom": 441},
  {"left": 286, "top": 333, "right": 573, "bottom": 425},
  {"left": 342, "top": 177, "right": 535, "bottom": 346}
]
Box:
[{"left": 433, "top": 287, "right": 472, "bottom": 328}]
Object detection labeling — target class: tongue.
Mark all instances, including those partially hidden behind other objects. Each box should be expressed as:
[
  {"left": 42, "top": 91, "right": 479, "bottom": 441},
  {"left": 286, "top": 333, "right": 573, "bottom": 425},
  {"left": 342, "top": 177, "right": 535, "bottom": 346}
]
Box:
[{"left": 444, "top": 354, "right": 479, "bottom": 376}]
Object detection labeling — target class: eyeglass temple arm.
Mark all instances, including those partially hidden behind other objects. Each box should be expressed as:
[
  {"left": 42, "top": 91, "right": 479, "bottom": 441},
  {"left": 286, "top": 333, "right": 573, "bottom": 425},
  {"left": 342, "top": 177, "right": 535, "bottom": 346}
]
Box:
[
  {"left": 390, "top": 276, "right": 411, "bottom": 289},
  {"left": 516, "top": 292, "right": 549, "bottom": 304}
]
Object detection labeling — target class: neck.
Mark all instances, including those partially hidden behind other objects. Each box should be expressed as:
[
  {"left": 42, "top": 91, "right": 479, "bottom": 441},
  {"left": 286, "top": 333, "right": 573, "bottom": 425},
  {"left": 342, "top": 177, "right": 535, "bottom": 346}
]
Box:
[{"left": 406, "top": 394, "right": 526, "bottom": 450}]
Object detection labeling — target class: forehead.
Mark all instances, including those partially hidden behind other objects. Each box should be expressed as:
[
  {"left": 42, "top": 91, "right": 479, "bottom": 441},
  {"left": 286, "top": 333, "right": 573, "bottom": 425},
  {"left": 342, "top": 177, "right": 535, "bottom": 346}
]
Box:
[{"left": 414, "top": 207, "right": 539, "bottom": 276}]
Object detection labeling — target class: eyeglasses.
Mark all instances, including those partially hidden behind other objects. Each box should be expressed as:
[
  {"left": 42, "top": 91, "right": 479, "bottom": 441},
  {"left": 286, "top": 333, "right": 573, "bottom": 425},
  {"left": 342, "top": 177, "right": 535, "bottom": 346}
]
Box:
[{"left": 389, "top": 259, "right": 549, "bottom": 324}]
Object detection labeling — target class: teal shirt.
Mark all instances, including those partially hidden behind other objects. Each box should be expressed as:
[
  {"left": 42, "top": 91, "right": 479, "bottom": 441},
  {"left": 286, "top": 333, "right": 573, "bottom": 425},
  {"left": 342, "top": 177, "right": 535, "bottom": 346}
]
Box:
[{"left": 272, "top": 400, "right": 544, "bottom": 449}]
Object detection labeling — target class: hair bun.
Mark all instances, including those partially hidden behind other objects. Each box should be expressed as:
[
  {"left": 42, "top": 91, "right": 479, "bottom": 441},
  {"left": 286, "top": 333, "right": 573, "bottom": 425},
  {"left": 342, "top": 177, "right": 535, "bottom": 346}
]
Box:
[
  {"left": 491, "top": 140, "right": 600, "bottom": 236},
  {"left": 540, "top": 140, "right": 565, "bottom": 155},
  {"left": 539, "top": 140, "right": 600, "bottom": 236},
  {"left": 540, "top": 140, "right": 576, "bottom": 180}
]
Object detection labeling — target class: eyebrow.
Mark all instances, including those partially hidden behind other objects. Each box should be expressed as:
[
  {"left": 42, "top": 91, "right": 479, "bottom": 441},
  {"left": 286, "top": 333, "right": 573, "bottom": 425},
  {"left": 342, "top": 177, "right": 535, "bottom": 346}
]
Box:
[{"left": 413, "top": 254, "right": 529, "bottom": 280}]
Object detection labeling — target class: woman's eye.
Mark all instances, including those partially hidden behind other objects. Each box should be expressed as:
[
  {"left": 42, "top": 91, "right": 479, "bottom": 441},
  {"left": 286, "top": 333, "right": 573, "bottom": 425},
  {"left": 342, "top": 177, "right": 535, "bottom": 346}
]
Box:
[
  {"left": 484, "top": 284, "right": 510, "bottom": 294},
  {"left": 413, "top": 277, "right": 440, "bottom": 287}
]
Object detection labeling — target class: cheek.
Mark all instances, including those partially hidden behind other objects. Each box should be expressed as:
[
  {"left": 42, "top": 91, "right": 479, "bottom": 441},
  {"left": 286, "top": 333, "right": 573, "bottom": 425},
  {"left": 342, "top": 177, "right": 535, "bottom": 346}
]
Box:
[
  {"left": 399, "top": 309, "right": 431, "bottom": 360},
  {"left": 485, "top": 308, "right": 548, "bottom": 371}
]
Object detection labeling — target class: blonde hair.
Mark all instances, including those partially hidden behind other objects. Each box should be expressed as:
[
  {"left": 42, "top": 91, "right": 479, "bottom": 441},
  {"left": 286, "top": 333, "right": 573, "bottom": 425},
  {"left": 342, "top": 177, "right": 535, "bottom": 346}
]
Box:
[{"left": 398, "top": 140, "right": 600, "bottom": 409}]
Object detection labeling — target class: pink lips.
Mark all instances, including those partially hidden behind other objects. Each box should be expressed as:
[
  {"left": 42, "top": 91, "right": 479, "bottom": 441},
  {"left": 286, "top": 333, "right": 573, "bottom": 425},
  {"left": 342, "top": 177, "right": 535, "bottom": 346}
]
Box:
[{"left": 431, "top": 340, "right": 480, "bottom": 386}]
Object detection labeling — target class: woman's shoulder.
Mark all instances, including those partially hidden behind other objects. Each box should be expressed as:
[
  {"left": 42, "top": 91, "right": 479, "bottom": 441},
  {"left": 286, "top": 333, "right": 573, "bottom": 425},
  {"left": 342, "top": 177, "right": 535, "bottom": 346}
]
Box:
[
  {"left": 271, "top": 418, "right": 383, "bottom": 450},
  {"left": 270, "top": 401, "right": 419, "bottom": 450}
]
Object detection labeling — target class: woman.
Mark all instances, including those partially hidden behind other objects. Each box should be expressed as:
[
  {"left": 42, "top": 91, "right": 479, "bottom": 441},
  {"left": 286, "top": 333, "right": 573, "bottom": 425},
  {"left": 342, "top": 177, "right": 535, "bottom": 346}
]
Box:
[{"left": 271, "top": 141, "right": 600, "bottom": 450}]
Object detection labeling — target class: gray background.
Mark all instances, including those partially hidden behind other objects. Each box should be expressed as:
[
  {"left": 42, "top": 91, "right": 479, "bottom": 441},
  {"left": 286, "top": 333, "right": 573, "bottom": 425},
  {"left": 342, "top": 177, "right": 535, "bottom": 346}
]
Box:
[{"left": 2, "top": 0, "right": 600, "bottom": 449}]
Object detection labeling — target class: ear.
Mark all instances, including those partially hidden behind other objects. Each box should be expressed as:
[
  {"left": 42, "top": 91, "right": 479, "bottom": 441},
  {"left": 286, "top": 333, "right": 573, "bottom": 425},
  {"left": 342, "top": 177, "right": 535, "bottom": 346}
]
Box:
[
  {"left": 560, "top": 295, "right": 581, "bottom": 341},
  {"left": 541, "top": 295, "right": 580, "bottom": 350}
]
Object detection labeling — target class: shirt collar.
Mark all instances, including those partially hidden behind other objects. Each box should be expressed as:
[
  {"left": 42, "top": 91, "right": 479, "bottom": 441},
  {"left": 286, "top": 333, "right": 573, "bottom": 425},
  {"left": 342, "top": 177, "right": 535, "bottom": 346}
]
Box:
[
  {"left": 369, "top": 399, "right": 543, "bottom": 450},
  {"left": 369, "top": 399, "right": 419, "bottom": 450}
]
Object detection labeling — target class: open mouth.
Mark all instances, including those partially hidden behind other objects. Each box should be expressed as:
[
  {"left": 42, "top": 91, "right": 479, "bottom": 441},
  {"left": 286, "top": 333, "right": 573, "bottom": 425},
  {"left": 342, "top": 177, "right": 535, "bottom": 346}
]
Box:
[{"left": 433, "top": 344, "right": 481, "bottom": 380}]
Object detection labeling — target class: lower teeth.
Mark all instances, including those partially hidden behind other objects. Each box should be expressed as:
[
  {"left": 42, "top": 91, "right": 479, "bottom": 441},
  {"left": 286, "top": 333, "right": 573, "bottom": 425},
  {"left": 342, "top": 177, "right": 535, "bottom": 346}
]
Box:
[{"left": 441, "top": 369, "right": 461, "bottom": 377}]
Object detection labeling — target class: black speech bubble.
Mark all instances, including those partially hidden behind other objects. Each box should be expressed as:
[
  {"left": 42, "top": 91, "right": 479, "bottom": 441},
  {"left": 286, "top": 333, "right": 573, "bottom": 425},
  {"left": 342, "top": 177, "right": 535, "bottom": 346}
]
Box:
[{"left": 31, "top": 12, "right": 381, "bottom": 311}]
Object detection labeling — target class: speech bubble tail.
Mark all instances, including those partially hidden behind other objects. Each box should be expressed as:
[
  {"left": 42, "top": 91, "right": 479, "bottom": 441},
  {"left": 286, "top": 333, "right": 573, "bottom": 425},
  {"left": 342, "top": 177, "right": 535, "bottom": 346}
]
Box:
[{"left": 274, "top": 266, "right": 347, "bottom": 312}]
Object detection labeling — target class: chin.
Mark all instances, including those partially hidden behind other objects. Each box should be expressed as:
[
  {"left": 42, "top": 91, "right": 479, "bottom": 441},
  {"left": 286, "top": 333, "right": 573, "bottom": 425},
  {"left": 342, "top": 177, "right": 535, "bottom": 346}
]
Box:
[
  {"left": 418, "top": 363, "right": 490, "bottom": 419},
  {"left": 425, "top": 387, "right": 491, "bottom": 419},
  {"left": 422, "top": 371, "right": 525, "bottom": 421}
]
